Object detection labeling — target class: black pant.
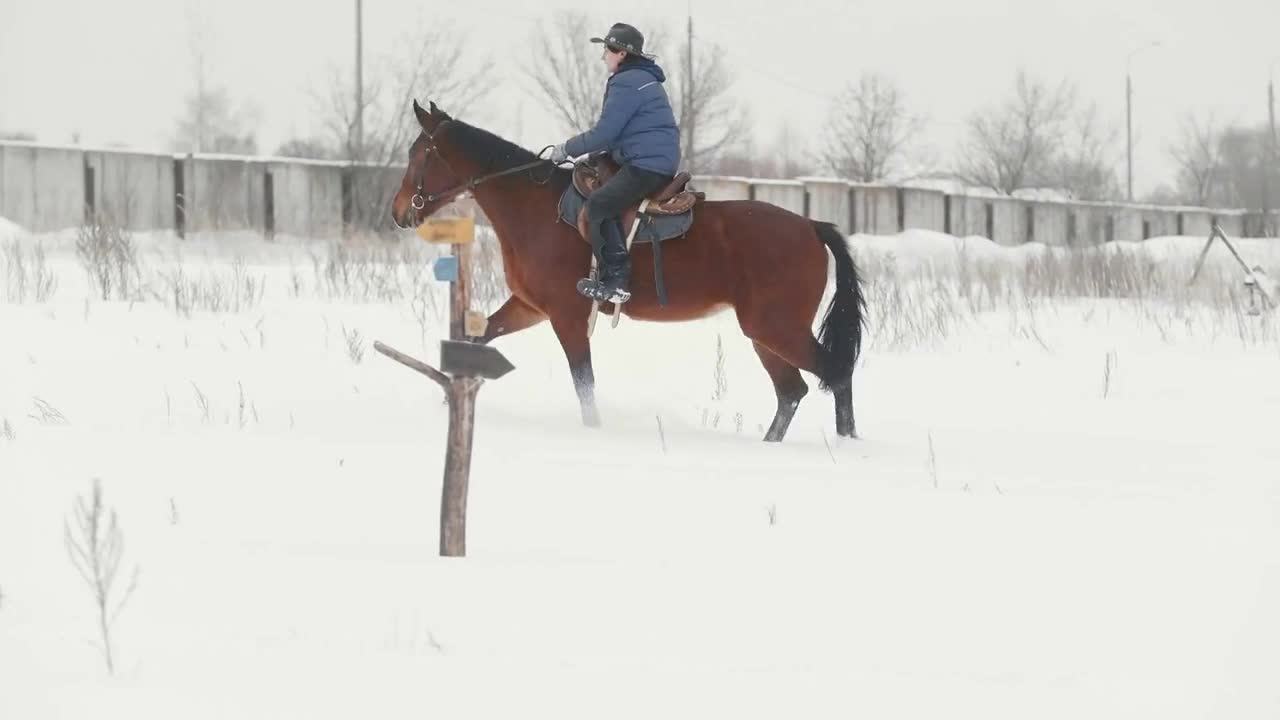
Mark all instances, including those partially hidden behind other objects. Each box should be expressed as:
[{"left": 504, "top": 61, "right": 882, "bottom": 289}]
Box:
[{"left": 584, "top": 164, "right": 672, "bottom": 286}]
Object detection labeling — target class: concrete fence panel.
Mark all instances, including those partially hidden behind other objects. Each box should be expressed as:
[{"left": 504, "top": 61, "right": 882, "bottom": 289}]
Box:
[
  {"left": 0, "top": 143, "right": 85, "bottom": 232},
  {"left": 692, "top": 175, "right": 751, "bottom": 201},
  {"left": 2, "top": 141, "right": 1275, "bottom": 246},
  {"left": 84, "top": 150, "right": 174, "bottom": 232},
  {"left": 900, "top": 188, "right": 946, "bottom": 233},
  {"left": 266, "top": 160, "right": 345, "bottom": 239},
  {"left": 851, "top": 184, "right": 899, "bottom": 235},
  {"left": 800, "top": 178, "right": 852, "bottom": 234},
  {"left": 749, "top": 179, "right": 806, "bottom": 216},
  {"left": 1029, "top": 201, "right": 1071, "bottom": 246}
]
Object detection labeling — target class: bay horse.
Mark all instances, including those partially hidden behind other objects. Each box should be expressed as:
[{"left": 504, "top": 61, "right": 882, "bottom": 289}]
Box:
[{"left": 390, "top": 100, "right": 866, "bottom": 443}]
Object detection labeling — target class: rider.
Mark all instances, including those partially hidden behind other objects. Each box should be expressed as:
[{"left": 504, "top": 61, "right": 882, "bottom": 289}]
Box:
[{"left": 550, "top": 22, "right": 681, "bottom": 304}]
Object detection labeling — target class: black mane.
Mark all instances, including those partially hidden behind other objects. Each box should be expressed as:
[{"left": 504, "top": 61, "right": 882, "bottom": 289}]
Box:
[{"left": 446, "top": 118, "right": 573, "bottom": 187}]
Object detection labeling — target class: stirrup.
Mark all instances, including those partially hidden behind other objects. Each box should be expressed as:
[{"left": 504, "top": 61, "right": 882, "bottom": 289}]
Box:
[
  {"left": 585, "top": 199, "right": 647, "bottom": 337},
  {"left": 577, "top": 277, "right": 630, "bottom": 304}
]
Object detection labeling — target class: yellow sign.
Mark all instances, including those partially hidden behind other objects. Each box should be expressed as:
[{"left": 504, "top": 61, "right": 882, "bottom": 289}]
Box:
[
  {"left": 465, "top": 311, "right": 489, "bottom": 337},
  {"left": 415, "top": 216, "right": 475, "bottom": 245}
]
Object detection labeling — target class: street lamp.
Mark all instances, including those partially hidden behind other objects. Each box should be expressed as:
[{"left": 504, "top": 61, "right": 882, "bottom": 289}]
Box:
[
  {"left": 1267, "top": 57, "right": 1278, "bottom": 236},
  {"left": 1126, "top": 40, "right": 1161, "bottom": 202}
]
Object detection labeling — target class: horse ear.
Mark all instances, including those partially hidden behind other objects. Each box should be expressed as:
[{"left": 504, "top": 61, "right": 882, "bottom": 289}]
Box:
[
  {"left": 413, "top": 99, "right": 431, "bottom": 129},
  {"left": 429, "top": 100, "right": 440, "bottom": 115}
]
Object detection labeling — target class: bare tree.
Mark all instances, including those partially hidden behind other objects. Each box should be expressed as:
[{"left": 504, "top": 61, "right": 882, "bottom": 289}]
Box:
[
  {"left": 821, "top": 73, "right": 924, "bottom": 183},
  {"left": 171, "top": 5, "right": 258, "bottom": 154},
  {"left": 522, "top": 11, "right": 610, "bottom": 136},
  {"left": 667, "top": 22, "right": 749, "bottom": 173},
  {"left": 953, "top": 69, "right": 1076, "bottom": 194},
  {"left": 1049, "top": 101, "right": 1122, "bottom": 201},
  {"left": 1217, "top": 124, "right": 1274, "bottom": 210},
  {"left": 1168, "top": 112, "right": 1223, "bottom": 206},
  {"left": 311, "top": 15, "right": 495, "bottom": 166},
  {"left": 273, "top": 137, "right": 340, "bottom": 160},
  {"left": 703, "top": 120, "right": 819, "bottom": 178},
  {"left": 300, "top": 15, "right": 494, "bottom": 232}
]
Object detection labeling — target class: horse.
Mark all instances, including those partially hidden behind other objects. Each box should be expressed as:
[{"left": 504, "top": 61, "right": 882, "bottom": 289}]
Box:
[{"left": 390, "top": 99, "right": 867, "bottom": 443}]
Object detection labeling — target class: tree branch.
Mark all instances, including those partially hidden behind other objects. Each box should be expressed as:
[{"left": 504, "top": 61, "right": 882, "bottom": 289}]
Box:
[{"left": 374, "top": 341, "right": 451, "bottom": 393}]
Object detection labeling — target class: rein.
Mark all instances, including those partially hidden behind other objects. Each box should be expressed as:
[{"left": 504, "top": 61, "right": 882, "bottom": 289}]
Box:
[{"left": 411, "top": 121, "right": 559, "bottom": 210}]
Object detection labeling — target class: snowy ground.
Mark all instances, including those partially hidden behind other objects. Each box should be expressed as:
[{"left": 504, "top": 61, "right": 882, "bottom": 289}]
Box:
[{"left": 2, "top": 217, "right": 1279, "bottom": 719}]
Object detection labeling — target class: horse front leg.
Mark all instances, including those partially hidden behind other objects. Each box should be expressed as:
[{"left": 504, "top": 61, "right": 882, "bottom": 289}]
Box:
[
  {"left": 474, "top": 294, "right": 545, "bottom": 344},
  {"left": 549, "top": 314, "right": 601, "bottom": 428}
]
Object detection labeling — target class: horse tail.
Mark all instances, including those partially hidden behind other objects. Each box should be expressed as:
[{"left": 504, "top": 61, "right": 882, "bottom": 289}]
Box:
[{"left": 811, "top": 220, "right": 866, "bottom": 392}]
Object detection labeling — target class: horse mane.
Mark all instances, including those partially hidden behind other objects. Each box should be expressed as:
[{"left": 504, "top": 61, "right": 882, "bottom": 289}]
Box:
[{"left": 445, "top": 117, "right": 573, "bottom": 189}]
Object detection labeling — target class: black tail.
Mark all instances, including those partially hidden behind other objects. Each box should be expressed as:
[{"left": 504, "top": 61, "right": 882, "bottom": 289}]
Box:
[{"left": 812, "top": 220, "right": 866, "bottom": 392}]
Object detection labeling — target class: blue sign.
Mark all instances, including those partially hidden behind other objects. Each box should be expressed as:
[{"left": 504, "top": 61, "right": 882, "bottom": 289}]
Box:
[{"left": 433, "top": 256, "right": 459, "bottom": 282}]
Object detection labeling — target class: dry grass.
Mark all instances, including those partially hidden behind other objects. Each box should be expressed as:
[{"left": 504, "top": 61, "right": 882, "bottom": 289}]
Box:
[
  {"left": 75, "top": 216, "right": 142, "bottom": 302},
  {"left": 2, "top": 240, "right": 58, "bottom": 303},
  {"left": 853, "top": 242, "right": 1279, "bottom": 352}
]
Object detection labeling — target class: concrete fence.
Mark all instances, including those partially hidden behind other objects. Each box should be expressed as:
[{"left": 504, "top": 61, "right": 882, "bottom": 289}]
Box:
[{"left": 1, "top": 140, "right": 1271, "bottom": 246}]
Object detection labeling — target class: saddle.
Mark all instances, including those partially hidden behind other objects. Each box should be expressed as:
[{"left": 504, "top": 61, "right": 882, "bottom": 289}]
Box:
[
  {"left": 560, "top": 153, "right": 705, "bottom": 312},
  {"left": 571, "top": 152, "right": 704, "bottom": 218}
]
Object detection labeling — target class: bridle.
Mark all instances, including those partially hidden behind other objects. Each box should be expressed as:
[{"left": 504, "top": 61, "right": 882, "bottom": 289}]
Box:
[{"left": 409, "top": 119, "right": 558, "bottom": 212}]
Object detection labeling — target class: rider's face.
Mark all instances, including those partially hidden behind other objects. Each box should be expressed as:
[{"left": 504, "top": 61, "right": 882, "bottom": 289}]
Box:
[{"left": 603, "top": 47, "right": 626, "bottom": 73}]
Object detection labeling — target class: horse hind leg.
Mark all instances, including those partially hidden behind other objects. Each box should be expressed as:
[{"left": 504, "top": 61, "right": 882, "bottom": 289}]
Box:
[
  {"left": 833, "top": 378, "right": 856, "bottom": 438},
  {"left": 751, "top": 341, "right": 809, "bottom": 442},
  {"left": 764, "top": 333, "right": 857, "bottom": 440}
]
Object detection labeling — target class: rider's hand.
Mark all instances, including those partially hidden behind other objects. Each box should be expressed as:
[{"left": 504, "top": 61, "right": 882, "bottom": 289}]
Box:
[{"left": 549, "top": 143, "right": 569, "bottom": 164}]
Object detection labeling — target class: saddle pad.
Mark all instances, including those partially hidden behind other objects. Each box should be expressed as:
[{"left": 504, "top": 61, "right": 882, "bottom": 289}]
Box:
[{"left": 557, "top": 185, "right": 693, "bottom": 244}]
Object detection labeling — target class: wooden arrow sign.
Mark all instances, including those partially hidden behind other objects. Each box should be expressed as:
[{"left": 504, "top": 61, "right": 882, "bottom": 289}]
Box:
[
  {"left": 416, "top": 216, "right": 475, "bottom": 245},
  {"left": 440, "top": 340, "right": 515, "bottom": 380}
]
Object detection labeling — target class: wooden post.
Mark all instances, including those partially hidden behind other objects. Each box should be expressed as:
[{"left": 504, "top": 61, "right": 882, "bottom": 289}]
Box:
[
  {"left": 449, "top": 239, "right": 470, "bottom": 341},
  {"left": 441, "top": 235, "right": 474, "bottom": 557},
  {"left": 439, "top": 375, "right": 479, "bottom": 557},
  {"left": 375, "top": 213, "right": 513, "bottom": 558}
]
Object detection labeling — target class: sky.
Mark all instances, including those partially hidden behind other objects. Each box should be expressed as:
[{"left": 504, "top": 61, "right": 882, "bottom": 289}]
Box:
[{"left": 2, "top": 0, "right": 1278, "bottom": 196}]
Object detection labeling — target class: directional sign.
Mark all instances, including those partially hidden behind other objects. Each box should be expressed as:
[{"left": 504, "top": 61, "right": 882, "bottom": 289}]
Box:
[
  {"left": 416, "top": 216, "right": 475, "bottom": 245},
  {"left": 464, "top": 311, "right": 489, "bottom": 337},
  {"left": 440, "top": 340, "right": 515, "bottom": 380},
  {"left": 433, "top": 255, "right": 459, "bottom": 281}
]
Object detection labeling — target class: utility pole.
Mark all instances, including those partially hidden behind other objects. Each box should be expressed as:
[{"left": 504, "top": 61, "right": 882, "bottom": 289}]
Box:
[
  {"left": 1126, "top": 71, "right": 1133, "bottom": 201},
  {"left": 1268, "top": 62, "right": 1277, "bottom": 236},
  {"left": 354, "top": 0, "right": 364, "bottom": 162},
  {"left": 685, "top": 11, "right": 695, "bottom": 174},
  {"left": 1125, "top": 41, "right": 1160, "bottom": 202}
]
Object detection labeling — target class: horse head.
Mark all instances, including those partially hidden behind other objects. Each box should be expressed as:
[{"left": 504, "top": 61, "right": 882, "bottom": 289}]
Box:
[{"left": 390, "top": 99, "right": 466, "bottom": 229}]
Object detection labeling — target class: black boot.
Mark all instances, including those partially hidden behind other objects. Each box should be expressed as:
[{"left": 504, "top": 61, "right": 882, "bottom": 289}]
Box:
[{"left": 578, "top": 217, "right": 632, "bottom": 303}]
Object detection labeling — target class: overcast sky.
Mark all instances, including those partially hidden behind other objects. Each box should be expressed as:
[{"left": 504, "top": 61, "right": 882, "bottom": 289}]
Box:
[{"left": 2, "top": 0, "right": 1278, "bottom": 196}]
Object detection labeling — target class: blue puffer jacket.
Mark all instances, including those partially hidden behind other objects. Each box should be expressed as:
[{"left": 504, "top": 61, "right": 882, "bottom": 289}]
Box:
[{"left": 564, "top": 57, "right": 681, "bottom": 176}]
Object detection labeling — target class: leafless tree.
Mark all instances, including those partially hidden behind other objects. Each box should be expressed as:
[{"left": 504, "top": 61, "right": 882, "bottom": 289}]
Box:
[
  {"left": 273, "top": 137, "right": 340, "bottom": 160},
  {"left": 821, "top": 73, "right": 924, "bottom": 183},
  {"left": 702, "top": 121, "right": 819, "bottom": 178},
  {"left": 1168, "top": 112, "right": 1223, "bottom": 206},
  {"left": 522, "top": 11, "right": 611, "bottom": 136},
  {"left": 296, "top": 15, "right": 494, "bottom": 232},
  {"left": 953, "top": 69, "right": 1076, "bottom": 194},
  {"left": 1048, "top": 101, "right": 1122, "bottom": 201},
  {"left": 171, "top": 5, "right": 258, "bottom": 154},
  {"left": 668, "top": 23, "right": 750, "bottom": 173},
  {"left": 1216, "top": 124, "right": 1275, "bottom": 210},
  {"left": 309, "top": 15, "right": 494, "bottom": 167}
]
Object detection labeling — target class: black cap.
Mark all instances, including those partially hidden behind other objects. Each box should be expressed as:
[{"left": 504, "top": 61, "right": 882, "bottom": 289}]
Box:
[{"left": 590, "top": 22, "right": 655, "bottom": 59}]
